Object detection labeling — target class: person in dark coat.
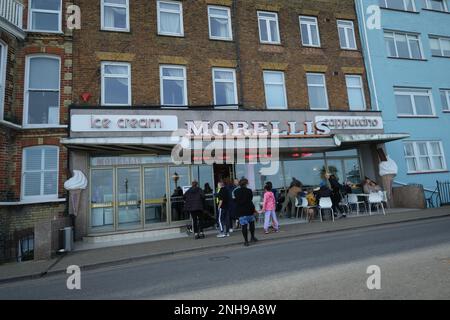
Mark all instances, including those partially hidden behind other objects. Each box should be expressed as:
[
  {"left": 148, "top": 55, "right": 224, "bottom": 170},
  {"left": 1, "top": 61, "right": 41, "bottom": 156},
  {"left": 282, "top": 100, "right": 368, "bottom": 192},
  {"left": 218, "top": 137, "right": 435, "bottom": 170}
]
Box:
[
  {"left": 234, "top": 178, "right": 258, "bottom": 247},
  {"left": 327, "top": 174, "right": 344, "bottom": 217},
  {"left": 184, "top": 181, "right": 206, "bottom": 240}
]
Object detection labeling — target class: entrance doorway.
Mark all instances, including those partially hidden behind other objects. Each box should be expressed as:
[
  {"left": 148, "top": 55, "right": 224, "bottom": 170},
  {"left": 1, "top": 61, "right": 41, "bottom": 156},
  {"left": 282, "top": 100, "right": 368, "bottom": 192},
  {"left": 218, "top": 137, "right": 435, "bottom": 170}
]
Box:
[{"left": 213, "top": 164, "right": 234, "bottom": 187}]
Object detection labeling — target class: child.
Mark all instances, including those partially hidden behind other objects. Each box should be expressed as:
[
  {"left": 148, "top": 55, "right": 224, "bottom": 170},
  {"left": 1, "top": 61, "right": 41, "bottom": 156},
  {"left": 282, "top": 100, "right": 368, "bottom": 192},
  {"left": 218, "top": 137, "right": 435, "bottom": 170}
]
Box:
[{"left": 262, "top": 184, "right": 279, "bottom": 234}]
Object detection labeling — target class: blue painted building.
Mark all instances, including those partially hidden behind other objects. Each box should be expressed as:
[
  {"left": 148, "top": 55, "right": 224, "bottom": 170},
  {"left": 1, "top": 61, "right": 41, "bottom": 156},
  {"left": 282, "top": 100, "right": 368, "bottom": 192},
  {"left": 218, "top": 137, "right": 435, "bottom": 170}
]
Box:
[{"left": 356, "top": 0, "right": 450, "bottom": 196}]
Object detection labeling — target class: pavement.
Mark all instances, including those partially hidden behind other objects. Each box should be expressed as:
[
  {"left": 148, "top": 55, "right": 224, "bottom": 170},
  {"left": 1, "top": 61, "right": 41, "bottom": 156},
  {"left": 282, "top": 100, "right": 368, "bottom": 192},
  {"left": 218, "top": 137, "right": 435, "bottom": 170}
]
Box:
[
  {"left": 0, "top": 206, "right": 449, "bottom": 284},
  {"left": 1, "top": 215, "right": 449, "bottom": 299}
]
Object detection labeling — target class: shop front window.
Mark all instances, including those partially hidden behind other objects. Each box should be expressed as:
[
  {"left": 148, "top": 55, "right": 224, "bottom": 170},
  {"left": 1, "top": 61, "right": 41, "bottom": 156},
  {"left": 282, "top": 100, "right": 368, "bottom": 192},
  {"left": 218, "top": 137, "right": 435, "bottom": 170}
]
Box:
[
  {"left": 91, "top": 169, "right": 114, "bottom": 232},
  {"left": 192, "top": 165, "right": 215, "bottom": 217},
  {"left": 117, "top": 168, "right": 141, "bottom": 230},
  {"left": 169, "top": 166, "right": 190, "bottom": 222},
  {"left": 144, "top": 167, "right": 168, "bottom": 225},
  {"left": 283, "top": 159, "right": 325, "bottom": 188}
]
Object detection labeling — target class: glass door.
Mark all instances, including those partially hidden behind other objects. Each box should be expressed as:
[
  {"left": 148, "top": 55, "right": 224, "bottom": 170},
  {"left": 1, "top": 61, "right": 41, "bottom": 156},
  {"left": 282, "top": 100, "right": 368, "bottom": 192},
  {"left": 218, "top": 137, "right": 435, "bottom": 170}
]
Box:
[
  {"left": 90, "top": 169, "right": 114, "bottom": 232},
  {"left": 169, "top": 166, "right": 190, "bottom": 222},
  {"left": 144, "top": 167, "right": 168, "bottom": 226},
  {"left": 117, "top": 168, "right": 142, "bottom": 230}
]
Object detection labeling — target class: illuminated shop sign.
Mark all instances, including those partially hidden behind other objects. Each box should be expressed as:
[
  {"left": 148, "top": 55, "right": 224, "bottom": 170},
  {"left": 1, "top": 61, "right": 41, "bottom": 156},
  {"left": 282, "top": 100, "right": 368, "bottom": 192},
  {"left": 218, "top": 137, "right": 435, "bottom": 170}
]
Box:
[
  {"left": 71, "top": 115, "right": 178, "bottom": 132},
  {"left": 315, "top": 116, "right": 383, "bottom": 130},
  {"left": 185, "top": 121, "right": 331, "bottom": 137}
]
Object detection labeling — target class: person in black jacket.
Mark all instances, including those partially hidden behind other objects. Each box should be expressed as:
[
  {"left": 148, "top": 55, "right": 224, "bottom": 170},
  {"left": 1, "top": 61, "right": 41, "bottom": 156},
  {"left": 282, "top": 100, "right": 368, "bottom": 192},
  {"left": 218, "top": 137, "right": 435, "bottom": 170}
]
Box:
[
  {"left": 234, "top": 178, "right": 258, "bottom": 247},
  {"left": 184, "top": 181, "right": 206, "bottom": 240},
  {"left": 327, "top": 174, "right": 344, "bottom": 217}
]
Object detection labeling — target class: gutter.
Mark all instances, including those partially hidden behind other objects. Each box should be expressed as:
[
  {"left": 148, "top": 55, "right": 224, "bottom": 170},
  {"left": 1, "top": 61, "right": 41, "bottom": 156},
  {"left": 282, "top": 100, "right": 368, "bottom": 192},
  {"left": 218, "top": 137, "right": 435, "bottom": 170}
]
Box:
[{"left": 358, "top": 0, "right": 380, "bottom": 111}]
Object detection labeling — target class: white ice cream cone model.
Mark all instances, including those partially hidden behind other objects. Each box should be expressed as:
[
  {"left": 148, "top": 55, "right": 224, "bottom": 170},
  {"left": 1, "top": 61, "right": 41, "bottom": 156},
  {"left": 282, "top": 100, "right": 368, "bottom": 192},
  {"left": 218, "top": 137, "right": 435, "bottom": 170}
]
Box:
[{"left": 64, "top": 170, "right": 88, "bottom": 217}]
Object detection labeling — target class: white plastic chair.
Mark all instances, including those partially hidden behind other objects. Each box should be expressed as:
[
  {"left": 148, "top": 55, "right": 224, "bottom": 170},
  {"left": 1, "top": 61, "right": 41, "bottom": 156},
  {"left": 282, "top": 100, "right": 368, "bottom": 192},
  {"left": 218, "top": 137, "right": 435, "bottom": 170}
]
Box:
[
  {"left": 347, "top": 193, "right": 367, "bottom": 216},
  {"left": 318, "top": 197, "right": 335, "bottom": 222},
  {"left": 295, "top": 197, "right": 315, "bottom": 220},
  {"left": 338, "top": 193, "right": 350, "bottom": 215},
  {"left": 368, "top": 192, "right": 386, "bottom": 216}
]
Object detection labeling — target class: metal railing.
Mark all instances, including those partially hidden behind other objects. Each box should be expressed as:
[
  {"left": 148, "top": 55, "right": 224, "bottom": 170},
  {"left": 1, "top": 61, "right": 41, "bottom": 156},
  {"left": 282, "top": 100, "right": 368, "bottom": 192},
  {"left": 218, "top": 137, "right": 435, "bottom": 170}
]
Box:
[
  {"left": 437, "top": 181, "right": 450, "bottom": 207},
  {"left": 0, "top": 0, "right": 23, "bottom": 30}
]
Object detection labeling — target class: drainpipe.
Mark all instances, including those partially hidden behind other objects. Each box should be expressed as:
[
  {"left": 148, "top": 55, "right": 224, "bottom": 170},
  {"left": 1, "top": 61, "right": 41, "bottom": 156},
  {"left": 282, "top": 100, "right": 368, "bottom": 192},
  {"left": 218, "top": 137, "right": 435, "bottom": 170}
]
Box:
[
  {"left": 232, "top": 0, "right": 245, "bottom": 109},
  {"left": 358, "top": 0, "right": 380, "bottom": 111}
]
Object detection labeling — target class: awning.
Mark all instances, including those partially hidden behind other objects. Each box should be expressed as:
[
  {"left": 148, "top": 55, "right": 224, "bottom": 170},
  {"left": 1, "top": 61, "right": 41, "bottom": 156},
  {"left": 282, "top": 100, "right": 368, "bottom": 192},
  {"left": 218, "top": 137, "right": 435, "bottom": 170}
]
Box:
[{"left": 333, "top": 133, "right": 410, "bottom": 147}]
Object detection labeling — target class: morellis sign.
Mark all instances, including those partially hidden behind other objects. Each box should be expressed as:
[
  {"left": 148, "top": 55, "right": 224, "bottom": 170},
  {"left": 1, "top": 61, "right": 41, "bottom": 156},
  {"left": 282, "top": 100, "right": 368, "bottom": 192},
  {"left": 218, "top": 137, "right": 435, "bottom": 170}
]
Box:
[{"left": 71, "top": 114, "right": 382, "bottom": 134}]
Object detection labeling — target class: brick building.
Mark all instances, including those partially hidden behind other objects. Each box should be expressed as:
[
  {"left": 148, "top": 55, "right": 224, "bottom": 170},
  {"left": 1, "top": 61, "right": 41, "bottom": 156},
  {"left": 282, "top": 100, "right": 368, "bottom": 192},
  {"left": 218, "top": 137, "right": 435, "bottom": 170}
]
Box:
[
  {"left": 0, "top": 0, "right": 73, "bottom": 262},
  {"left": 65, "top": 0, "right": 407, "bottom": 245}
]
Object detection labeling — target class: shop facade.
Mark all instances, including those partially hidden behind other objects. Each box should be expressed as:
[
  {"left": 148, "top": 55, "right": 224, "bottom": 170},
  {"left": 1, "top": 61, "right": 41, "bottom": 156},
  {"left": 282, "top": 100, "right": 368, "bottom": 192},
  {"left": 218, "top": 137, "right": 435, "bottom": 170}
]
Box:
[{"left": 64, "top": 108, "right": 406, "bottom": 239}]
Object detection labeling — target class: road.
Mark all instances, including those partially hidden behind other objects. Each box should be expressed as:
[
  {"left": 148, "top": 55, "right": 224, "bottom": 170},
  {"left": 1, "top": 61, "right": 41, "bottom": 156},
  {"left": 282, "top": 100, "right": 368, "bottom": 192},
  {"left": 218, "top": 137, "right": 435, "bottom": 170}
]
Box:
[{"left": 0, "top": 217, "right": 449, "bottom": 300}]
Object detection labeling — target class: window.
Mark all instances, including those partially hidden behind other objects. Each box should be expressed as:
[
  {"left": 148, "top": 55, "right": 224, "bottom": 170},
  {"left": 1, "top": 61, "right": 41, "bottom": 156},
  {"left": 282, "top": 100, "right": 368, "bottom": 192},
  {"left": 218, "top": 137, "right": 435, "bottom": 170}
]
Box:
[
  {"left": 379, "top": 0, "right": 416, "bottom": 11},
  {"left": 0, "top": 42, "right": 6, "bottom": 119},
  {"left": 404, "top": 141, "right": 446, "bottom": 173},
  {"left": 299, "top": 16, "right": 320, "bottom": 47},
  {"left": 22, "top": 146, "right": 59, "bottom": 200},
  {"left": 257, "top": 11, "right": 281, "bottom": 44},
  {"left": 28, "top": 0, "right": 62, "bottom": 32},
  {"left": 25, "top": 56, "right": 60, "bottom": 126},
  {"left": 441, "top": 89, "right": 450, "bottom": 111},
  {"left": 307, "top": 73, "right": 329, "bottom": 110},
  {"left": 160, "top": 65, "right": 187, "bottom": 106},
  {"left": 394, "top": 88, "right": 435, "bottom": 116},
  {"left": 337, "top": 20, "right": 357, "bottom": 50},
  {"left": 208, "top": 6, "right": 232, "bottom": 41},
  {"left": 157, "top": 1, "right": 183, "bottom": 36},
  {"left": 101, "top": 62, "right": 131, "bottom": 106},
  {"left": 384, "top": 31, "right": 423, "bottom": 59},
  {"left": 101, "top": 0, "right": 129, "bottom": 31},
  {"left": 346, "top": 75, "right": 366, "bottom": 110},
  {"left": 430, "top": 36, "right": 450, "bottom": 57},
  {"left": 263, "top": 71, "right": 287, "bottom": 110},
  {"left": 425, "top": 0, "right": 449, "bottom": 11},
  {"left": 212, "top": 68, "right": 238, "bottom": 108}
]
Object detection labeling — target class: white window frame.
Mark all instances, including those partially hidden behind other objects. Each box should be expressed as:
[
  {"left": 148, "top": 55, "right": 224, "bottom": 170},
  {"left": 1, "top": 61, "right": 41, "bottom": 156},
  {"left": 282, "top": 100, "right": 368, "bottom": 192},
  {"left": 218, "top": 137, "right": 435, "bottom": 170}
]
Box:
[
  {"left": 160, "top": 65, "right": 188, "bottom": 107},
  {"left": 101, "top": 0, "right": 130, "bottom": 32},
  {"left": 212, "top": 68, "right": 238, "bottom": 109},
  {"left": 306, "top": 73, "right": 329, "bottom": 110},
  {"left": 345, "top": 75, "right": 366, "bottom": 111},
  {"left": 21, "top": 146, "right": 59, "bottom": 201},
  {"left": 380, "top": 0, "right": 417, "bottom": 11},
  {"left": 384, "top": 31, "right": 424, "bottom": 60},
  {"left": 0, "top": 41, "right": 7, "bottom": 120},
  {"left": 28, "top": 0, "right": 62, "bottom": 33},
  {"left": 263, "top": 70, "right": 288, "bottom": 110},
  {"left": 430, "top": 36, "right": 450, "bottom": 57},
  {"left": 425, "top": 0, "right": 449, "bottom": 12},
  {"left": 404, "top": 141, "right": 447, "bottom": 174},
  {"left": 337, "top": 20, "right": 357, "bottom": 50},
  {"left": 101, "top": 61, "right": 132, "bottom": 106},
  {"left": 440, "top": 89, "right": 450, "bottom": 111},
  {"left": 157, "top": 0, "right": 184, "bottom": 37},
  {"left": 394, "top": 88, "right": 436, "bottom": 117},
  {"left": 299, "top": 16, "right": 321, "bottom": 47},
  {"left": 208, "top": 6, "right": 233, "bottom": 41},
  {"left": 257, "top": 11, "right": 281, "bottom": 44},
  {"left": 24, "top": 55, "right": 61, "bottom": 127}
]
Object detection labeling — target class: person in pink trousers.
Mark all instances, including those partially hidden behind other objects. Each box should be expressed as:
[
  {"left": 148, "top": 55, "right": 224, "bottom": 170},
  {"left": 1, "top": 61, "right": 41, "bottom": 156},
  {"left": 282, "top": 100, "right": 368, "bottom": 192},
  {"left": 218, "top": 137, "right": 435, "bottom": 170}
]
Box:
[{"left": 262, "top": 184, "right": 279, "bottom": 234}]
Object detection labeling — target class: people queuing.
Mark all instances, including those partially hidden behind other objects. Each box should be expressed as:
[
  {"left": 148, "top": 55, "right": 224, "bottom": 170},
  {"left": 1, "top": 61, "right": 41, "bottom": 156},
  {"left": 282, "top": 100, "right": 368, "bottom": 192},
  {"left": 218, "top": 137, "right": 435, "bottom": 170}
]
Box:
[{"left": 185, "top": 174, "right": 386, "bottom": 245}]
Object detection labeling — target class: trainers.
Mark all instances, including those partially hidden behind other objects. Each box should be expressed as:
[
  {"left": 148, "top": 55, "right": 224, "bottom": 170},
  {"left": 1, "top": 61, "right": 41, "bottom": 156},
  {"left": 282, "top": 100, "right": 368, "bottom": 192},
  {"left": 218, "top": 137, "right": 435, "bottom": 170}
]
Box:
[
  {"left": 265, "top": 230, "right": 270, "bottom": 234},
  {"left": 200, "top": 233, "right": 206, "bottom": 239},
  {"left": 217, "top": 233, "right": 227, "bottom": 238},
  {"left": 225, "top": 233, "right": 230, "bottom": 237},
  {"left": 195, "top": 234, "right": 201, "bottom": 240},
  {"left": 244, "top": 242, "right": 250, "bottom": 247}
]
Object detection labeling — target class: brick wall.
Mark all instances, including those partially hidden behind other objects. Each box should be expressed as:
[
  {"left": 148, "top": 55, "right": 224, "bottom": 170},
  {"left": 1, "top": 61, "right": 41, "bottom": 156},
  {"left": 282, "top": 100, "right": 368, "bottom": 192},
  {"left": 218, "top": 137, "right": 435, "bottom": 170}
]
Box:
[
  {"left": 73, "top": 0, "right": 370, "bottom": 110},
  {"left": 0, "top": 1, "right": 73, "bottom": 250}
]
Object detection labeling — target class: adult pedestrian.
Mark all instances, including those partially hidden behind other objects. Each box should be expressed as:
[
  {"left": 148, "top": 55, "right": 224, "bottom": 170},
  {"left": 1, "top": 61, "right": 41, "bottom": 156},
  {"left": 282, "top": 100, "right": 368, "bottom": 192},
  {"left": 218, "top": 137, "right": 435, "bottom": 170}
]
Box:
[
  {"left": 234, "top": 178, "right": 259, "bottom": 247},
  {"left": 217, "top": 179, "right": 232, "bottom": 238},
  {"left": 281, "top": 178, "right": 303, "bottom": 218},
  {"left": 184, "top": 181, "right": 206, "bottom": 240}
]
